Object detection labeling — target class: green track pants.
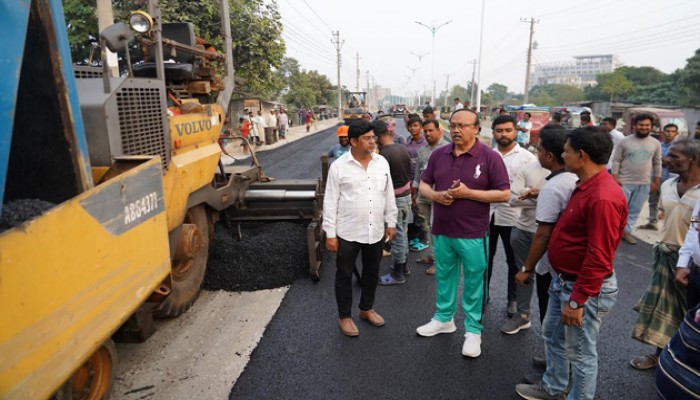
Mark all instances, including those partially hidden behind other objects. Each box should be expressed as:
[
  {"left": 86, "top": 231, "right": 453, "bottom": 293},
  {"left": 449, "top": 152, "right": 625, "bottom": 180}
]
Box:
[{"left": 432, "top": 234, "right": 489, "bottom": 334}]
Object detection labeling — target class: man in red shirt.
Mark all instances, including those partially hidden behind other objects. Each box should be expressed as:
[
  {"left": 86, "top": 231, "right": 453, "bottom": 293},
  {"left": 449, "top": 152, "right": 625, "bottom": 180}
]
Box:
[{"left": 516, "top": 127, "right": 628, "bottom": 400}]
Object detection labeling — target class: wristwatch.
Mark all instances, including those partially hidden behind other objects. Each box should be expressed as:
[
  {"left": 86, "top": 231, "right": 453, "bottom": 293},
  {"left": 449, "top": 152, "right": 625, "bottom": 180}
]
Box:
[
  {"left": 520, "top": 266, "right": 533, "bottom": 273},
  {"left": 568, "top": 300, "right": 583, "bottom": 310}
]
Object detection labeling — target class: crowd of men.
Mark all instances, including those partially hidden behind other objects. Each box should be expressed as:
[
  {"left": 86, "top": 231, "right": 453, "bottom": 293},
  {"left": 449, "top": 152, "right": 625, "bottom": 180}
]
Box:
[{"left": 322, "top": 107, "right": 700, "bottom": 400}]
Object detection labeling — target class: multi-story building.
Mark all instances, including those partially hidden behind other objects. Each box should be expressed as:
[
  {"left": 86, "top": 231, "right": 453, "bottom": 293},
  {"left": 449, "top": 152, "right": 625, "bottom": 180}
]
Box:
[{"left": 531, "top": 54, "right": 620, "bottom": 89}]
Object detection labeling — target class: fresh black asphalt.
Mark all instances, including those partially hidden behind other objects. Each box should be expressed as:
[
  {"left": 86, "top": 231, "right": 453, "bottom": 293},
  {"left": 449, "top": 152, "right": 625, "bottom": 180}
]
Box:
[{"left": 229, "top": 120, "right": 658, "bottom": 400}]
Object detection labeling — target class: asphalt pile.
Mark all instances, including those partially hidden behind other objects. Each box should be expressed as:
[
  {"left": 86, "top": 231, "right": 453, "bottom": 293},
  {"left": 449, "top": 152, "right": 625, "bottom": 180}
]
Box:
[
  {"left": 203, "top": 221, "right": 310, "bottom": 292},
  {"left": 0, "top": 199, "right": 55, "bottom": 232}
]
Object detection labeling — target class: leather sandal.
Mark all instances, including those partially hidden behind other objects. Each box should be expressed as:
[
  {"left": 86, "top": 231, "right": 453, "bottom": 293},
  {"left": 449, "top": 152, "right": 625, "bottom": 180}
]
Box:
[
  {"left": 416, "top": 256, "right": 434, "bottom": 265},
  {"left": 425, "top": 265, "right": 436, "bottom": 275},
  {"left": 630, "top": 354, "right": 658, "bottom": 370}
]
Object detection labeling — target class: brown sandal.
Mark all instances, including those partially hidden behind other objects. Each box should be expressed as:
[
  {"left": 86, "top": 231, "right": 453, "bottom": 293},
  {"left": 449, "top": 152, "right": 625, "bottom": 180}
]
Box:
[
  {"left": 417, "top": 256, "right": 434, "bottom": 265},
  {"left": 425, "top": 265, "right": 436, "bottom": 275},
  {"left": 629, "top": 354, "right": 658, "bottom": 370}
]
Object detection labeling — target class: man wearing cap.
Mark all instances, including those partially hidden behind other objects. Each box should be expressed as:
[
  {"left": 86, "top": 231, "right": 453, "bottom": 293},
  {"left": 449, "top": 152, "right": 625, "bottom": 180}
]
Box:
[
  {"left": 374, "top": 120, "right": 413, "bottom": 285},
  {"left": 580, "top": 110, "right": 594, "bottom": 127},
  {"left": 323, "top": 120, "right": 398, "bottom": 337},
  {"left": 416, "top": 109, "right": 510, "bottom": 358},
  {"left": 328, "top": 125, "right": 351, "bottom": 158}
]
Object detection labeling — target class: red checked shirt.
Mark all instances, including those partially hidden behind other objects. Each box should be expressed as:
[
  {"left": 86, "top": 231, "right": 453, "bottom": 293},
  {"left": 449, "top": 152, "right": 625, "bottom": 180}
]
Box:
[{"left": 547, "top": 170, "right": 628, "bottom": 304}]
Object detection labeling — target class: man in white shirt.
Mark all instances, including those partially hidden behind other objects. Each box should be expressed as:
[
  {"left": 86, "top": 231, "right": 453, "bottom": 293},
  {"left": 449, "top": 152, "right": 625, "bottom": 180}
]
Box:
[
  {"left": 601, "top": 117, "right": 624, "bottom": 171},
  {"left": 253, "top": 110, "right": 267, "bottom": 145},
  {"left": 517, "top": 112, "right": 533, "bottom": 148},
  {"left": 452, "top": 97, "right": 464, "bottom": 112},
  {"left": 265, "top": 109, "right": 278, "bottom": 140},
  {"left": 486, "top": 114, "right": 537, "bottom": 316},
  {"left": 323, "top": 120, "right": 398, "bottom": 337},
  {"left": 676, "top": 197, "right": 700, "bottom": 310}
]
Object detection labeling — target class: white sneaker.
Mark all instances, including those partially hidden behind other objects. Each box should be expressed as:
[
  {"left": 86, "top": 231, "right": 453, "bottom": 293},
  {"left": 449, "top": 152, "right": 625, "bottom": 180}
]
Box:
[
  {"left": 416, "top": 318, "right": 457, "bottom": 337},
  {"left": 462, "top": 332, "right": 482, "bottom": 358}
]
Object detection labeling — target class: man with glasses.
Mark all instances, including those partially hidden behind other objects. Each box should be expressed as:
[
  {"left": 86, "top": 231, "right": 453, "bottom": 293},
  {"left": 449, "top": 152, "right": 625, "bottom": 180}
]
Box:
[
  {"left": 323, "top": 120, "right": 398, "bottom": 337},
  {"left": 516, "top": 127, "right": 627, "bottom": 400},
  {"left": 415, "top": 109, "right": 510, "bottom": 358},
  {"left": 630, "top": 139, "right": 700, "bottom": 371}
]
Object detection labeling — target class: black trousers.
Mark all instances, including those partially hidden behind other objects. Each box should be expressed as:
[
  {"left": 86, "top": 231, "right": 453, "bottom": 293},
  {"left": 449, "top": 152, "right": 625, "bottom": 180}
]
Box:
[
  {"left": 536, "top": 272, "right": 552, "bottom": 324},
  {"left": 487, "top": 216, "right": 517, "bottom": 301},
  {"left": 688, "top": 262, "right": 700, "bottom": 309},
  {"left": 335, "top": 237, "right": 384, "bottom": 318}
]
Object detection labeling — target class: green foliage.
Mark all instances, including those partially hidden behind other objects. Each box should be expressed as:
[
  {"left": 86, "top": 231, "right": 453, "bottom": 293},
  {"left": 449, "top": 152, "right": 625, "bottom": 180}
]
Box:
[
  {"left": 528, "top": 84, "right": 584, "bottom": 107},
  {"left": 598, "top": 71, "right": 634, "bottom": 102},
  {"left": 616, "top": 66, "right": 667, "bottom": 86},
  {"left": 678, "top": 49, "right": 700, "bottom": 105},
  {"left": 62, "top": 0, "right": 287, "bottom": 97},
  {"left": 487, "top": 83, "right": 508, "bottom": 104},
  {"left": 280, "top": 57, "right": 336, "bottom": 108}
]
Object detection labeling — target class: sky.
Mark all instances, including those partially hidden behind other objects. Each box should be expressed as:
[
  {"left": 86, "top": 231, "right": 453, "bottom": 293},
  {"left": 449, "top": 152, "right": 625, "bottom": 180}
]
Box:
[{"left": 277, "top": 0, "right": 699, "bottom": 102}]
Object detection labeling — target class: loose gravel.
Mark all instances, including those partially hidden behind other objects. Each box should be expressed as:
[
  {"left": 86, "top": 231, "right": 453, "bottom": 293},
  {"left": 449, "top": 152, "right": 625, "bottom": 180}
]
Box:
[
  {"left": 203, "top": 221, "right": 310, "bottom": 292},
  {"left": 0, "top": 199, "right": 55, "bottom": 232}
]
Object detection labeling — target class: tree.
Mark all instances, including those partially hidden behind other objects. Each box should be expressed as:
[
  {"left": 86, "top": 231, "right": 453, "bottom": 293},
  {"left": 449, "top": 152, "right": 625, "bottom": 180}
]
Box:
[
  {"left": 617, "top": 66, "right": 668, "bottom": 86},
  {"left": 487, "top": 83, "right": 508, "bottom": 105},
  {"left": 679, "top": 48, "right": 700, "bottom": 105},
  {"left": 598, "top": 71, "right": 634, "bottom": 102},
  {"left": 528, "top": 84, "right": 584, "bottom": 107}
]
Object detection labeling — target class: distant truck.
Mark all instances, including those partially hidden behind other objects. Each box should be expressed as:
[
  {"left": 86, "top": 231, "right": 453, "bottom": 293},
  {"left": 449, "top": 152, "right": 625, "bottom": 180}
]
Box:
[
  {"left": 314, "top": 105, "right": 330, "bottom": 120},
  {"left": 392, "top": 104, "right": 407, "bottom": 117},
  {"left": 622, "top": 107, "right": 689, "bottom": 139}
]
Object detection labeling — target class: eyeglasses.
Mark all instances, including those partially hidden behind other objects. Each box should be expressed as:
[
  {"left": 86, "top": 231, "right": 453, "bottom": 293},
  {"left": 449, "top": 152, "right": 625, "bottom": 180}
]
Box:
[
  {"left": 357, "top": 135, "right": 378, "bottom": 142},
  {"left": 449, "top": 122, "right": 478, "bottom": 131}
]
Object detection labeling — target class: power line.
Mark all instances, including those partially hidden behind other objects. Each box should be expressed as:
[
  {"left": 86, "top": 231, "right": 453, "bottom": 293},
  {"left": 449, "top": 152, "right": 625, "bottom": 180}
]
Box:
[
  {"left": 538, "top": 14, "right": 700, "bottom": 50},
  {"left": 281, "top": 19, "right": 335, "bottom": 56},
  {"left": 301, "top": 0, "right": 333, "bottom": 32},
  {"left": 281, "top": 0, "right": 329, "bottom": 36}
]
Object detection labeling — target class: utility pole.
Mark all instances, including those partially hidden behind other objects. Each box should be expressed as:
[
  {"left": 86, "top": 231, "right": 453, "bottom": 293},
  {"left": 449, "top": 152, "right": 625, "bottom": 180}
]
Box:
[
  {"left": 366, "top": 70, "right": 370, "bottom": 110},
  {"left": 95, "top": 0, "right": 119, "bottom": 76},
  {"left": 443, "top": 73, "right": 451, "bottom": 107},
  {"left": 415, "top": 20, "right": 452, "bottom": 106},
  {"left": 331, "top": 31, "right": 344, "bottom": 118},
  {"left": 469, "top": 59, "right": 477, "bottom": 108},
  {"left": 355, "top": 51, "right": 360, "bottom": 93},
  {"left": 521, "top": 17, "right": 539, "bottom": 103},
  {"left": 475, "top": 0, "right": 486, "bottom": 115}
]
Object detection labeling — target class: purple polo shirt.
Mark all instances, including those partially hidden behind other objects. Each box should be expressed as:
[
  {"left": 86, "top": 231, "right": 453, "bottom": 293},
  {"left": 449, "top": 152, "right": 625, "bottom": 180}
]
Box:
[{"left": 421, "top": 140, "right": 510, "bottom": 239}]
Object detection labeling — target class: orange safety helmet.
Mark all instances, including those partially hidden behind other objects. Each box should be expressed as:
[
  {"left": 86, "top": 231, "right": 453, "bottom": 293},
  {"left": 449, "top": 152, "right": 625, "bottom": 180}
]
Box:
[{"left": 337, "top": 125, "right": 349, "bottom": 137}]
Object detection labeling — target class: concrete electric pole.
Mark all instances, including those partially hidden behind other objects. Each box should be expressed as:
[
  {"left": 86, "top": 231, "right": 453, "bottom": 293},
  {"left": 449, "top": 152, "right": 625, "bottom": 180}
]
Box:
[
  {"left": 469, "top": 59, "right": 477, "bottom": 108},
  {"left": 331, "top": 31, "right": 344, "bottom": 118},
  {"left": 355, "top": 51, "right": 360, "bottom": 93},
  {"left": 521, "top": 17, "right": 539, "bottom": 104}
]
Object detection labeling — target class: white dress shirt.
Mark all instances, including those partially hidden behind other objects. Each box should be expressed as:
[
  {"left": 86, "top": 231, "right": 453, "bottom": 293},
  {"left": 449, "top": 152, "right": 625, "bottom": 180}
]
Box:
[
  {"left": 509, "top": 161, "right": 550, "bottom": 233},
  {"left": 323, "top": 151, "right": 398, "bottom": 244},
  {"left": 490, "top": 144, "right": 537, "bottom": 226},
  {"left": 678, "top": 196, "right": 700, "bottom": 268}
]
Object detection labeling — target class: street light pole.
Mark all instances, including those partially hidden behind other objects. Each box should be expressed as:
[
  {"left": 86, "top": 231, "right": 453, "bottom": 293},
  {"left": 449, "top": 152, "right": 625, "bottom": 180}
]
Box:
[{"left": 415, "top": 20, "right": 452, "bottom": 107}]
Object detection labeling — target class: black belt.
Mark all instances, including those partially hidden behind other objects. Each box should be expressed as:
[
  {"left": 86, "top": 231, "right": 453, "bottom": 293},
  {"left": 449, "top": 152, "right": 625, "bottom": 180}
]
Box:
[{"left": 559, "top": 272, "right": 613, "bottom": 282}]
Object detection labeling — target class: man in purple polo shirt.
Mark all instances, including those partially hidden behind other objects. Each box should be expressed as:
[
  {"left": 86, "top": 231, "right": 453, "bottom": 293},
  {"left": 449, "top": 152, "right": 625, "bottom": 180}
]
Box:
[{"left": 416, "top": 108, "right": 510, "bottom": 358}]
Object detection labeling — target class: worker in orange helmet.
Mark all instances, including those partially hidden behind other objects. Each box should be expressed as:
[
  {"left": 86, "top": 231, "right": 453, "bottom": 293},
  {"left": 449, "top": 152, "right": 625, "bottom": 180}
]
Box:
[{"left": 328, "top": 125, "right": 351, "bottom": 158}]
